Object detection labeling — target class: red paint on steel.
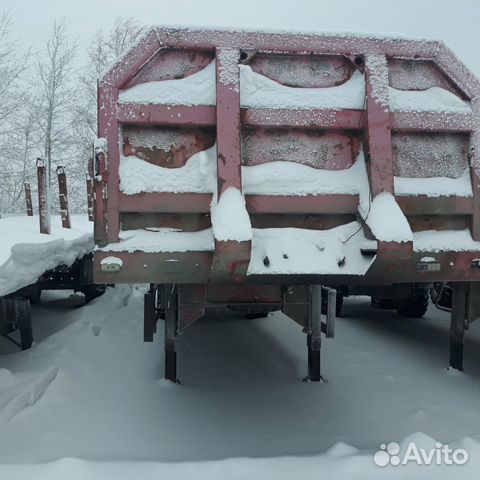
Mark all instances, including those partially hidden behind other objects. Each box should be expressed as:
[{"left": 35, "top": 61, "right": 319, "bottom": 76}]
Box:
[
  {"left": 468, "top": 97, "right": 480, "bottom": 240},
  {"left": 93, "top": 149, "right": 107, "bottom": 246},
  {"left": 248, "top": 53, "right": 355, "bottom": 88},
  {"left": 103, "top": 32, "right": 162, "bottom": 89},
  {"left": 391, "top": 111, "right": 474, "bottom": 133},
  {"left": 241, "top": 108, "right": 364, "bottom": 130},
  {"left": 125, "top": 49, "right": 214, "bottom": 88},
  {"left": 118, "top": 192, "right": 212, "bottom": 213},
  {"left": 93, "top": 250, "right": 213, "bottom": 284},
  {"left": 211, "top": 47, "right": 251, "bottom": 281},
  {"left": 117, "top": 104, "right": 216, "bottom": 126},
  {"left": 93, "top": 27, "right": 480, "bottom": 287},
  {"left": 123, "top": 126, "right": 215, "bottom": 168},
  {"left": 98, "top": 82, "right": 120, "bottom": 244},
  {"left": 396, "top": 196, "right": 474, "bottom": 215},
  {"left": 242, "top": 128, "right": 359, "bottom": 170},
  {"left": 215, "top": 48, "right": 242, "bottom": 196},
  {"left": 388, "top": 58, "right": 464, "bottom": 96},
  {"left": 364, "top": 54, "right": 394, "bottom": 196},
  {"left": 245, "top": 194, "right": 359, "bottom": 214}
]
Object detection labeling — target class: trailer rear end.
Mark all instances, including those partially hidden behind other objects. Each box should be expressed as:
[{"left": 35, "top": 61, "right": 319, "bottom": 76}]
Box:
[{"left": 93, "top": 27, "right": 480, "bottom": 380}]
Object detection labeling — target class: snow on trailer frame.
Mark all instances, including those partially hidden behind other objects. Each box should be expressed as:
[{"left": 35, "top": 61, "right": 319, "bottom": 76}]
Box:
[{"left": 93, "top": 26, "right": 480, "bottom": 381}]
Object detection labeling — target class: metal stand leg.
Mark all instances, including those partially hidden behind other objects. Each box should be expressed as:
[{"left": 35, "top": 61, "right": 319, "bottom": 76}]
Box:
[
  {"left": 157, "top": 284, "right": 166, "bottom": 320},
  {"left": 306, "top": 285, "right": 322, "bottom": 382},
  {"left": 165, "top": 284, "right": 178, "bottom": 382},
  {"left": 144, "top": 284, "right": 156, "bottom": 342},
  {"left": 16, "top": 298, "right": 33, "bottom": 350},
  {"left": 450, "top": 282, "right": 468, "bottom": 370}
]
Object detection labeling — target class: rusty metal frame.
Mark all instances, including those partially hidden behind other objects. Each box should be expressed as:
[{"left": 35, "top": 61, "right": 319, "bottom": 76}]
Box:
[{"left": 95, "top": 27, "right": 480, "bottom": 287}]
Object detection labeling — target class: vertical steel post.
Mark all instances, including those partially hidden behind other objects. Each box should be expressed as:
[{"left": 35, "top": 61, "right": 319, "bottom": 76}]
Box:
[
  {"left": 364, "top": 54, "right": 394, "bottom": 196},
  {"left": 144, "top": 284, "right": 156, "bottom": 342},
  {"left": 56, "top": 166, "right": 71, "bottom": 229},
  {"left": 450, "top": 282, "right": 468, "bottom": 370},
  {"left": 24, "top": 182, "right": 33, "bottom": 216},
  {"left": 165, "top": 284, "right": 178, "bottom": 382},
  {"left": 326, "top": 288, "right": 337, "bottom": 338},
  {"left": 307, "top": 285, "right": 322, "bottom": 382},
  {"left": 15, "top": 298, "right": 33, "bottom": 350},
  {"left": 93, "top": 143, "right": 107, "bottom": 247},
  {"left": 36, "top": 158, "right": 50, "bottom": 234},
  {"left": 86, "top": 158, "right": 94, "bottom": 221}
]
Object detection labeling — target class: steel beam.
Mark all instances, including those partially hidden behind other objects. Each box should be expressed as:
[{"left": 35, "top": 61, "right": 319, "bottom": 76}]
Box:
[
  {"left": 450, "top": 282, "right": 468, "bottom": 370},
  {"left": 364, "top": 54, "right": 394, "bottom": 196},
  {"left": 164, "top": 284, "right": 178, "bottom": 382}
]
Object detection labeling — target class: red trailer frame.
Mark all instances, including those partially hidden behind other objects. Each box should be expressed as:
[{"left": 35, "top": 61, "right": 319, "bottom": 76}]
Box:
[{"left": 93, "top": 27, "right": 480, "bottom": 381}]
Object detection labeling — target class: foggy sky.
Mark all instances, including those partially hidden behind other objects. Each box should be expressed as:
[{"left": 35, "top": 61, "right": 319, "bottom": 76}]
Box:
[{"left": 3, "top": 0, "right": 480, "bottom": 76}]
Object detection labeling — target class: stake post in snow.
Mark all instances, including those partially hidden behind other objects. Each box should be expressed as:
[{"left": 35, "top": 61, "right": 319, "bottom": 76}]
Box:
[
  {"left": 36, "top": 158, "right": 51, "bottom": 234},
  {"left": 86, "top": 157, "right": 94, "bottom": 221},
  {"left": 24, "top": 182, "right": 33, "bottom": 216},
  {"left": 56, "top": 166, "right": 71, "bottom": 229}
]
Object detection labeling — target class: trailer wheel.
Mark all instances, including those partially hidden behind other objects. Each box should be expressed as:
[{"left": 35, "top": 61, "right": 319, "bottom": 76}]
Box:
[
  {"left": 321, "top": 291, "right": 343, "bottom": 317},
  {"left": 397, "top": 288, "right": 429, "bottom": 318}
]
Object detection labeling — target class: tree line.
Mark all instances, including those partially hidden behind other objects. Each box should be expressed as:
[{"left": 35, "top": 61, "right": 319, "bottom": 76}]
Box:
[{"left": 0, "top": 13, "right": 144, "bottom": 215}]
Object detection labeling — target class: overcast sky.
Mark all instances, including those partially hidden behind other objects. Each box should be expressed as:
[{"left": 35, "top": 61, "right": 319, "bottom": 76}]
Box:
[{"left": 3, "top": 0, "right": 480, "bottom": 76}]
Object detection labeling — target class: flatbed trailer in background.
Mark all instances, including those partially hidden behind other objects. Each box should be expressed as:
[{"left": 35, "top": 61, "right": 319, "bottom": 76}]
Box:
[{"left": 93, "top": 27, "right": 480, "bottom": 381}]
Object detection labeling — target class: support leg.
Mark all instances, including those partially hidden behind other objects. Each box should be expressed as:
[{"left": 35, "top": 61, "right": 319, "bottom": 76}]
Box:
[
  {"left": 16, "top": 298, "right": 32, "bottom": 350},
  {"left": 450, "top": 282, "right": 468, "bottom": 370},
  {"left": 144, "top": 284, "right": 156, "bottom": 342},
  {"left": 306, "top": 285, "right": 322, "bottom": 382},
  {"left": 157, "top": 284, "right": 166, "bottom": 320},
  {"left": 165, "top": 284, "right": 178, "bottom": 382}
]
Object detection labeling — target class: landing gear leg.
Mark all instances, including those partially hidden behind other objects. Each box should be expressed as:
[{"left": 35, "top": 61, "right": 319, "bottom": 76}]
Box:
[
  {"left": 306, "top": 285, "right": 322, "bottom": 382},
  {"left": 164, "top": 284, "right": 178, "bottom": 382},
  {"left": 144, "top": 284, "right": 157, "bottom": 342},
  {"left": 449, "top": 282, "right": 468, "bottom": 370}
]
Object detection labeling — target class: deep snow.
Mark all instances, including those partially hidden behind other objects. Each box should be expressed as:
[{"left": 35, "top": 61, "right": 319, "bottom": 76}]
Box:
[
  {"left": 1, "top": 287, "right": 480, "bottom": 478},
  {"left": 0, "top": 216, "right": 93, "bottom": 297}
]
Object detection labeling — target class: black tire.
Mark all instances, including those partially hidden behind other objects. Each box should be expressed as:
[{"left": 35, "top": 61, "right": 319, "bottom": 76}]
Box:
[
  {"left": 397, "top": 288, "right": 429, "bottom": 318},
  {"left": 430, "top": 282, "right": 452, "bottom": 310},
  {"left": 321, "top": 291, "right": 344, "bottom": 317}
]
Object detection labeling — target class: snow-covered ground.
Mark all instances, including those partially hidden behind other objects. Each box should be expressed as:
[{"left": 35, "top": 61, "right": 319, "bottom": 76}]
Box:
[
  {"left": 0, "top": 215, "right": 93, "bottom": 297},
  {"left": 1, "top": 287, "right": 480, "bottom": 478}
]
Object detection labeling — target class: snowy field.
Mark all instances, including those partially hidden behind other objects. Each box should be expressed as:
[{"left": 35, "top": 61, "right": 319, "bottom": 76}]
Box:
[{"left": 1, "top": 287, "right": 480, "bottom": 478}]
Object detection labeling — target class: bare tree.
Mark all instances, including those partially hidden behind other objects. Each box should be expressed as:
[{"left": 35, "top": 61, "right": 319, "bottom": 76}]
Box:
[
  {"left": 0, "top": 12, "right": 30, "bottom": 133},
  {"left": 35, "top": 18, "right": 78, "bottom": 175},
  {"left": 65, "top": 16, "right": 144, "bottom": 213},
  {"left": 0, "top": 99, "right": 40, "bottom": 214},
  {"left": 77, "top": 16, "right": 144, "bottom": 142},
  {"left": 0, "top": 11, "right": 32, "bottom": 214}
]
